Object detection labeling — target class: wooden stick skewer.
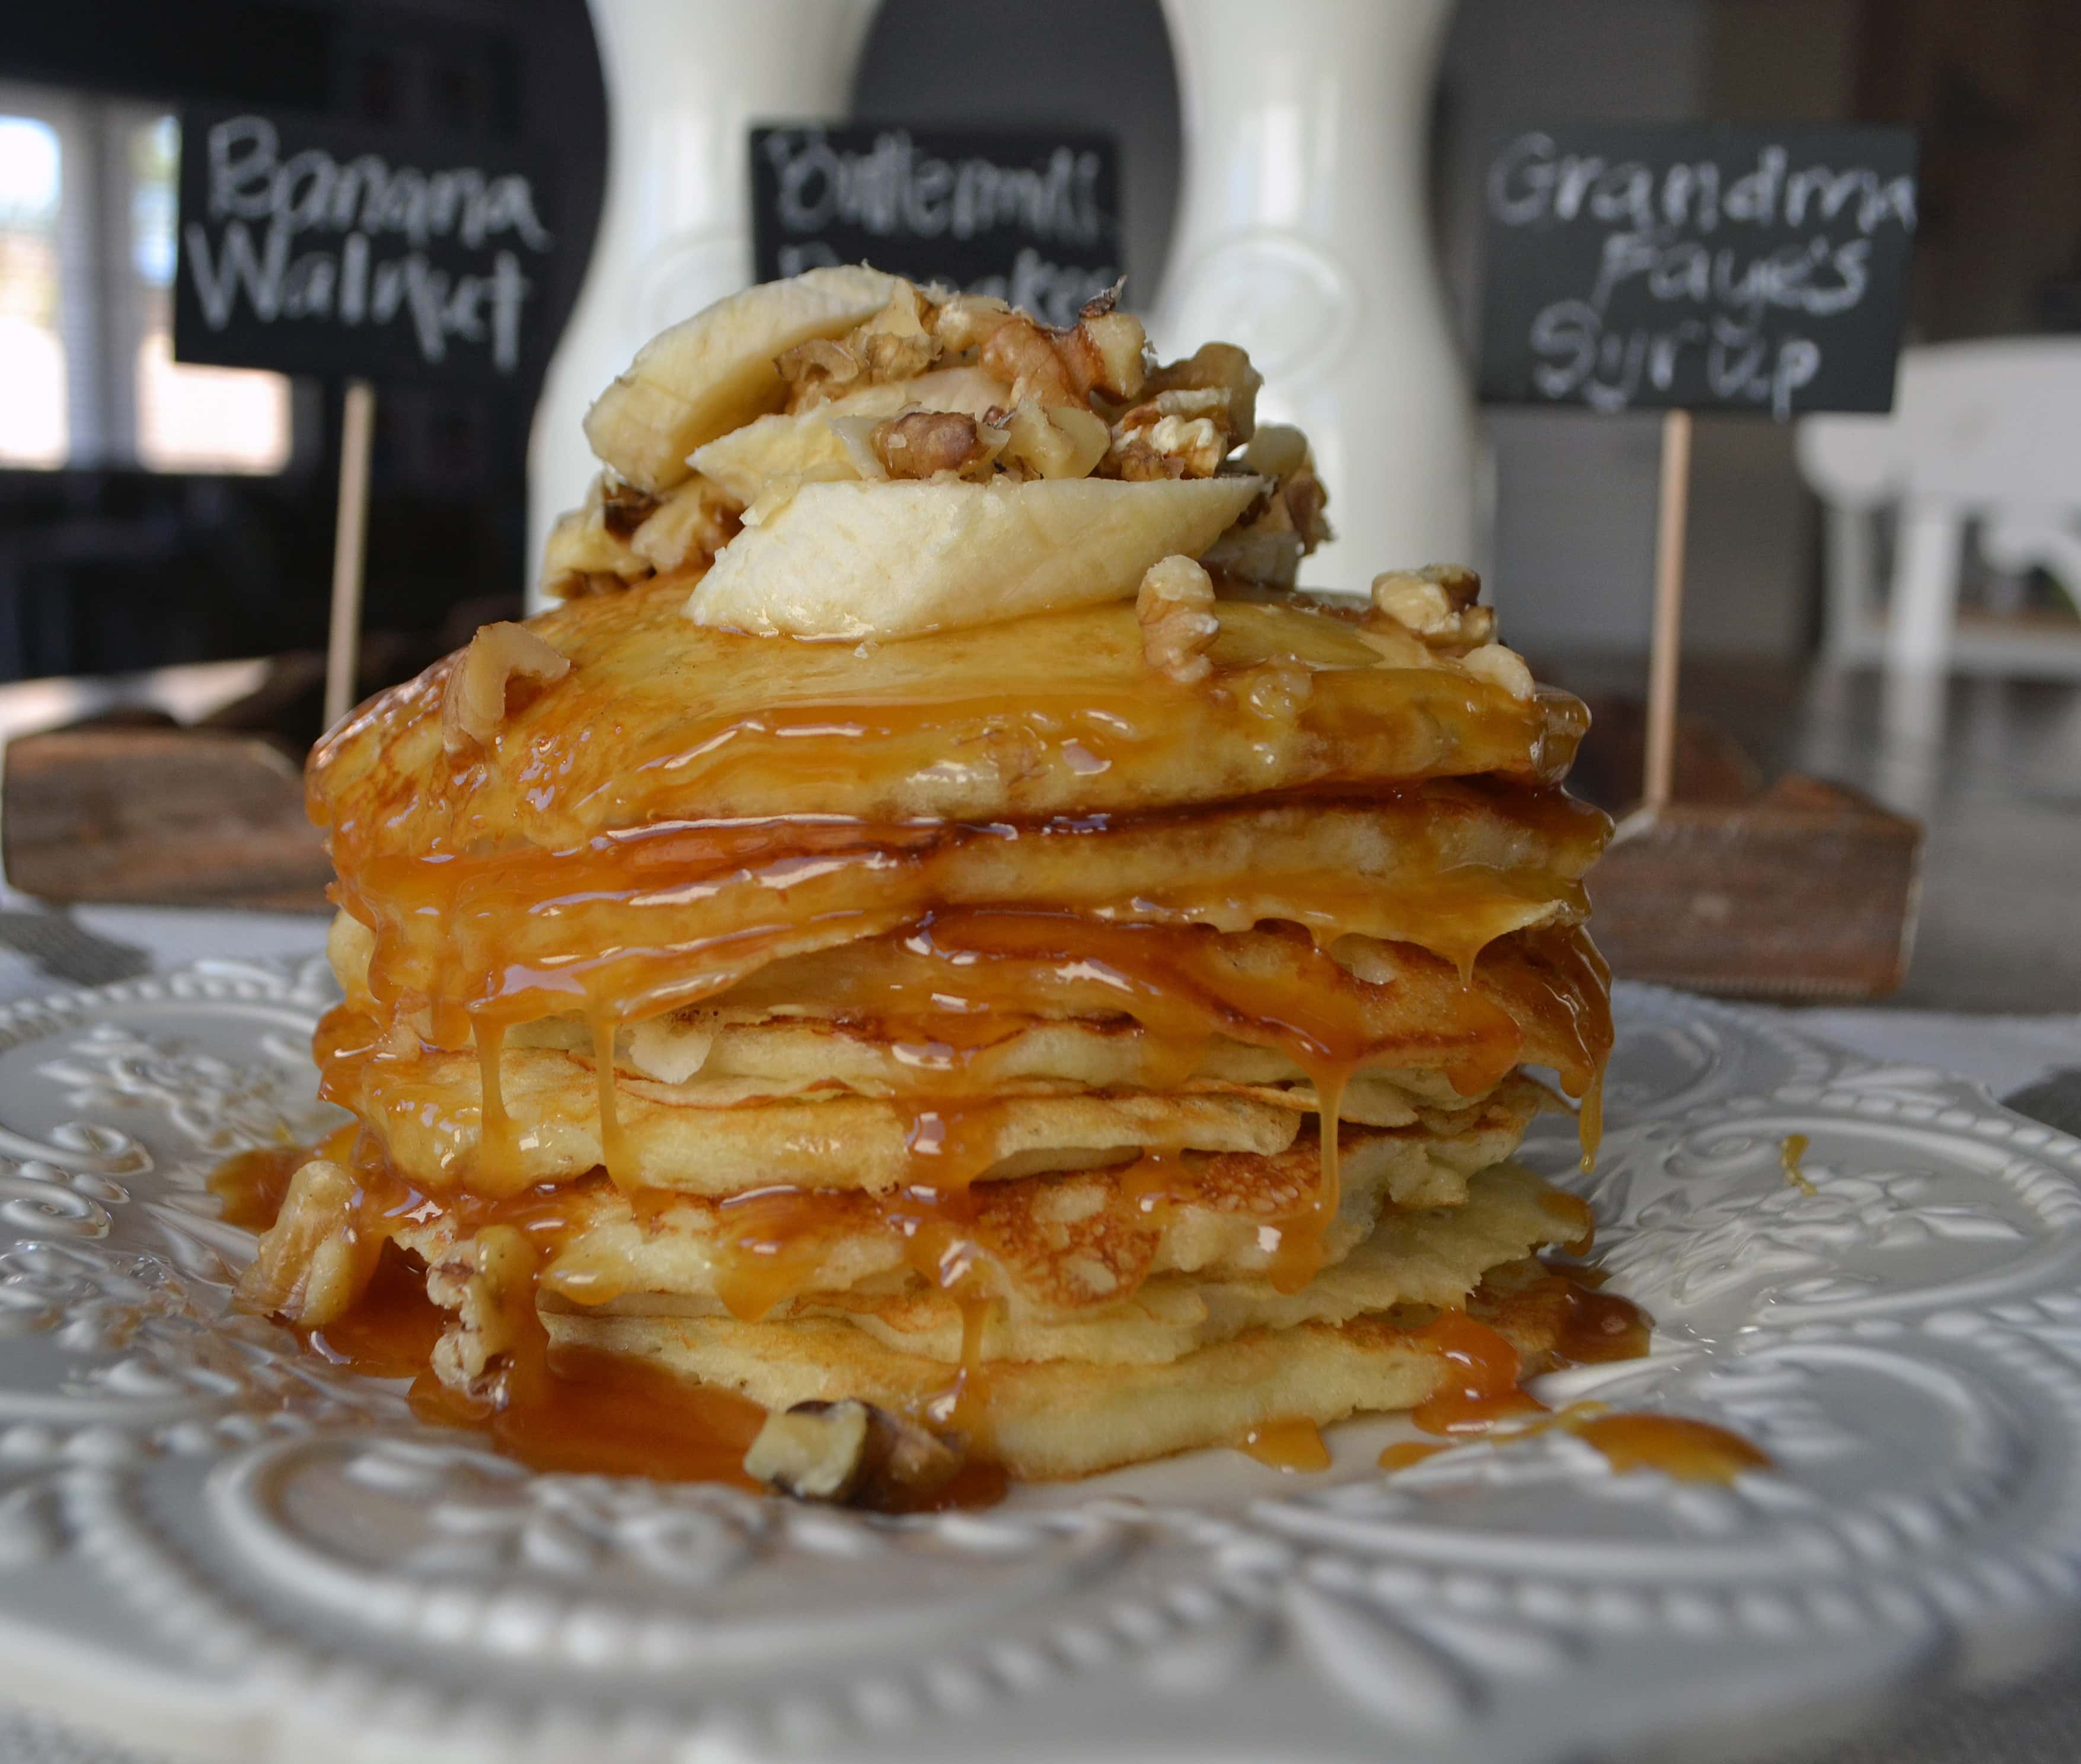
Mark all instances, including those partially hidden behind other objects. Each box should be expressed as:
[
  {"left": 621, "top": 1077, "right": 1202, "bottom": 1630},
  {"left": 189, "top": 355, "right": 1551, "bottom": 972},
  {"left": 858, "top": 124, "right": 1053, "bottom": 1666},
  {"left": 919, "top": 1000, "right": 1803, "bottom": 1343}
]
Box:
[
  {"left": 1643, "top": 406, "right": 1693, "bottom": 812},
  {"left": 323, "top": 379, "right": 377, "bottom": 732}
]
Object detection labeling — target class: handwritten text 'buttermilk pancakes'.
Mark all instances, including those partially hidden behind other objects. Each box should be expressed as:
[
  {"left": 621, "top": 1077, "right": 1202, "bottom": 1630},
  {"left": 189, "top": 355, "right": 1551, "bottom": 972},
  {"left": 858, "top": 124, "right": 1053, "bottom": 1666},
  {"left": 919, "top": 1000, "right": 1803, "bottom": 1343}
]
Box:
[
  {"left": 1489, "top": 133, "right": 1916, "bottom": 418},
  {"left": 759, "top": 129, "right": 1116, "bottom": 326},
  {"left": 184, "top": 116, "right": 551, "bottom": 373}
]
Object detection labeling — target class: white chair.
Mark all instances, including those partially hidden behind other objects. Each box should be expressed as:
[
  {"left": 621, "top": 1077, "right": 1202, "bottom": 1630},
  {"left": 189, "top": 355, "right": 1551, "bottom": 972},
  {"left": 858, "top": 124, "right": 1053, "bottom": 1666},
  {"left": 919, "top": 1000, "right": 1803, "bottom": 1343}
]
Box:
[{"left": 1798, "top": 339, "right": 2081, "bottom": 680}]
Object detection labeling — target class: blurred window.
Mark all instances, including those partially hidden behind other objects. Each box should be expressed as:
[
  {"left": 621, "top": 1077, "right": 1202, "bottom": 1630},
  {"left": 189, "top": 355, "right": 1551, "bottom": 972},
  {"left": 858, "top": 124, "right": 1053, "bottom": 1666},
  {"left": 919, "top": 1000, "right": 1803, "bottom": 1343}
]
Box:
[
  {"left": 0, "top": 114, "right": 67, "bottom": 467},
  {"left": 127, "top": 116, "right": 290, "bottom": 473},
  {"left": 0, "top": 94, "right": 292, "bottom": 475}
]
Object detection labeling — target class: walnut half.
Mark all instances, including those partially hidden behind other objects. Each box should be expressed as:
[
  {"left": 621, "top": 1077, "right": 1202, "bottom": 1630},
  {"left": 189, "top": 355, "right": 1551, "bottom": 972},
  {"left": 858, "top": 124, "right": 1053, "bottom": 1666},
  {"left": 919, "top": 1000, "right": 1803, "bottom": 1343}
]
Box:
[
  {"left": 1137, "top": 554, "right": 1220, "bottom": 684},
  {"left": 1368, "top": 563, "right": 1533, "bottom": 700},
  {"left": 870, "top": 410, "right": 1004, "bottom": 481},
  {"left": 427, "top": 1225, "right": 538, "bottom": 1404},
  {"left": 1370, "top": 563, "right": 1487, "bottom": 641},
  {"left": 234, "top": 1157, "right": 376, "bottom": 1328},
  {"left": 441, "top": 623, "right": 572, "bottom": 755},
  {"left": 978, "top": 302, "right": 1148, "bottom": 408},
  {"left": 744, "top": 1399, "right": 963, "bottom": 1508}
]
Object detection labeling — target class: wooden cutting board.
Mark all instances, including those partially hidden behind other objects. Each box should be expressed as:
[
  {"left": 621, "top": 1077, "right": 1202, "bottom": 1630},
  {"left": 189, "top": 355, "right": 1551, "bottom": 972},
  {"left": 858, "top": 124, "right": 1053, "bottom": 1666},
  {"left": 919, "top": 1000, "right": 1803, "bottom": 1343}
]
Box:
[
  {"left": 1590, "top": 774, "right": 1923, "bottom": 999},
  {"left": 2, "top": 723, "right": 331, "bottom": 911}
]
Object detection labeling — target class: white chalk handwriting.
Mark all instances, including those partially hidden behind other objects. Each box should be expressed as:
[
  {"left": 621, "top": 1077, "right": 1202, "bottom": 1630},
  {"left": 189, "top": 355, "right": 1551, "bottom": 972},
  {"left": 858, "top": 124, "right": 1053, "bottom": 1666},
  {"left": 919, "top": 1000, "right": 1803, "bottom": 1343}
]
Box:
[
  {"left": 762, "top": 130, "right": 1107, "bottom": 252},
  {"left": 183, "top": 116, "right": 551, "bottom": 375},
  {"left": 1486, "top": 130, "right": 1914, "bottom": 416}
]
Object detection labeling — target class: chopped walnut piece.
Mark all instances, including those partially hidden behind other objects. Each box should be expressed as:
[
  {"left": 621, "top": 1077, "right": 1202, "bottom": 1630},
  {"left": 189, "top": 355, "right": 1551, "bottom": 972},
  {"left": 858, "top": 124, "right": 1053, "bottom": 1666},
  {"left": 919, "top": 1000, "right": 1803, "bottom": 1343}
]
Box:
[
  {"left": 1368, "top": 563, "right": 1524, "bottom": 687},
  {"left": 1371, "top": 562, "right": 1479, "bottom": 629},
  {"left": 1281, "top": 462, "right": 1333, "bottom": 553},
  {"left": 979, "top": 312, "right": 1081, "bottom": 406},
  {"left": 235, "top": 1158, "right": 376, "bottom": 1328},
  {"left": 1241, "top": 422, "right": 1307, "bottom": 481},
  {"left": 1461, "top": 642, "right": 1536, "bottom": 700},
  {"left": 976, "top": 302, "right": 1150, "bottom": 409},
  {"left": 1106, "top": 435, "right": 1186, "bottom": 481},
  {"left": 744, "top": 1399, "right": 963, "bottom": 1508},
  {"left": 870, "top": 409, "right": 1004, "bottom": 480},
  {"left": 777, "top": 336, "right": 865, "bottom": 409},
  {"left": 1143, "top": 342, "right": 1261, "bottom": 443},
  {"left": 428, "top": 1226, "right": 538, "bottom": 1403},
  {"left": 1369, "top": 564, "right": 1493, "bottom": 649},
  {"left": 1106, "top": 378, "right": 1249, "bottom": 481},
  {"left": 630, "top": 476, "right": 741, "bottom": 575},
  {"left": 997, "top": 400, "right": 1110, "bottom": 480},
  {"left": 1061, "top": 308, "right": 1148, "bottom": 401},
  {"left": 1206, "top": 428, "right": 1331, "bottom": 576},
  {"left": 543, "top": 470, "right": 734, "bottom": 598},
  {"left": 850, "top": 283, "right": 943, "bottom": 382},
  {"left": 1078, "top": 279, "right": 1124, "bottom": 318},
  {"left": 1110, "top": 411, "right": 1228, "bottom": 479},
  {"left": 930, "top": 292, "right": 1014, "bottom": 354},
  {"left": 1244, "top": 657, "right": 1316, "bottom": 722},
  {"left": 541, "top": 474, "right": 650, "bottom": 599},
  {"left": 778, "top": 283, "right": 947, "bottom": 412},
  {"left": 599, "top": 479, "right": 661, "bottom": 538},
  {"left": 441, "top": 621, "right": 572, "bottom": 755},
  {"left": 1138, "top": 554, "right": 1220, "bottom": 684}
]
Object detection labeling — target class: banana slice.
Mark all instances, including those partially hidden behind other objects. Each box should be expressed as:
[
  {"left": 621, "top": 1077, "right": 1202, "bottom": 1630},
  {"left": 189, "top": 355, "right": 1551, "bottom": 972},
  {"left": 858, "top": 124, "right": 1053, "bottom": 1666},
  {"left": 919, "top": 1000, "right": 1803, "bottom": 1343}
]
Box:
[
  {"left": 583, "top": 266, "right": 902, "bottom": 495},
  {"left": 690, "top": 365, "right": 1006, "bottom": 505},
  {"left": 686, "top": 476, "right": 1264, "bottom": 640}
]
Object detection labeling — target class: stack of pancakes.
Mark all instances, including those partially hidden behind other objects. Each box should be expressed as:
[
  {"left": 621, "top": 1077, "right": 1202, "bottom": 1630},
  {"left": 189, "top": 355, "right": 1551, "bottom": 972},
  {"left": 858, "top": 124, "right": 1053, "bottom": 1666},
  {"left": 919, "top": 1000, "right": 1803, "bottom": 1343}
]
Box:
[{"left": 246, "top": 270, "right": 1613, "bottom": 1485}]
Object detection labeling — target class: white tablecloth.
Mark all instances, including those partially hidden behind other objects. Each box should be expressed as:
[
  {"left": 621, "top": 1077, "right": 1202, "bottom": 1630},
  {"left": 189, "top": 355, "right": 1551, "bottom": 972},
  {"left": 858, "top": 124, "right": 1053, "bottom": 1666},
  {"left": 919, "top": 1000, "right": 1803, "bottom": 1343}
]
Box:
[{"left": 0, "top": 905, "right": 2073, "bottom": 1764}]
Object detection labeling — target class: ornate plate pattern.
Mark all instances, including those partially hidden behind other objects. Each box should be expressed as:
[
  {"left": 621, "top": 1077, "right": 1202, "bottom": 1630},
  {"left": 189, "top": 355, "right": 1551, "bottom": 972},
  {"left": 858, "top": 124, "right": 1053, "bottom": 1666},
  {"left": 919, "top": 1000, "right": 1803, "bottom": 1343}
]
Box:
[{"left": 0, "top": 961, "right": 2076, "bottom": 1763}]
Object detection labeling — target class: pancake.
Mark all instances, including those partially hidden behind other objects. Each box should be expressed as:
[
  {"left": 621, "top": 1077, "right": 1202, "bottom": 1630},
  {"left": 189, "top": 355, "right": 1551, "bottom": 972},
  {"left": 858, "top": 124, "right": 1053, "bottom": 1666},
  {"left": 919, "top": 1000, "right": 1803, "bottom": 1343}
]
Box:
[
  {"left": 362, "top": 1059, "right": 1301, "bottom": 1197},
  {"left": 547, "top": 1261, "right": 1578, "bottom": 1481},
  {"left": 386, "top": 1097, "right": 1549, "bottom": 1324},
  {"left": 581, "top": 1162, "right": 1582, "bottom": 1366},
  {"left": 506, "top": 1019, "right": 1471, "bottom": 1122},
  {"left": 325, "top": 916, "right": 1606, "bottom": 1112},
  {"left": 311, "top": 587, "right": 1590, "bottom": 849},
  {"left": 329, "top": 784, "right": 1607, "bottom": 1045}
]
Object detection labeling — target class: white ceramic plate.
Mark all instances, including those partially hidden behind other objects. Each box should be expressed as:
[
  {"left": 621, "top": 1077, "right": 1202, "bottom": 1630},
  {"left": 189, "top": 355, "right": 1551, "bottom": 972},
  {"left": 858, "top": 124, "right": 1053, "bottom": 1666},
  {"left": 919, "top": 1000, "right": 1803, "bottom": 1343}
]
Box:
[{"left": 0, "top": 956, "right": 2077, "bottom": 1764}]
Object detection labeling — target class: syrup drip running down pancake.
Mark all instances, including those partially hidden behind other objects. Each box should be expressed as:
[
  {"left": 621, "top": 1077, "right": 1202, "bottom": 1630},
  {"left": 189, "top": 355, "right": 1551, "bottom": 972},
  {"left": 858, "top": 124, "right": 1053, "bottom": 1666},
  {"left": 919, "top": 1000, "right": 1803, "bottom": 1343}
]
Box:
[{"left": 235, "top": 268, "right": 1630, "bottom": 1499}]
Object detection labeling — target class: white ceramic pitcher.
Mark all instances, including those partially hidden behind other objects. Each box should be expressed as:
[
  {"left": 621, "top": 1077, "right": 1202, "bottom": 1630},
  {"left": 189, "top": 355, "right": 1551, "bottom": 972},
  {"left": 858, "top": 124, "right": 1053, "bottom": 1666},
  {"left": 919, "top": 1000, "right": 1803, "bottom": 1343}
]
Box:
[
  {"left": 1151, "top": 0, "right": 1474, "bottom": 588},
  {"left": 526, "top": 0, "right": 878, "bottom": 607}
]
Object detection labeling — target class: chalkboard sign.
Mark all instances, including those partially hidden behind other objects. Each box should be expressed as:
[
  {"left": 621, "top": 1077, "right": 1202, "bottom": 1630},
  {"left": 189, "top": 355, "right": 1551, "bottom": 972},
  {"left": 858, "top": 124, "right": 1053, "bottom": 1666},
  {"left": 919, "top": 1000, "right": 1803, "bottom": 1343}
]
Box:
[
  {"left": 751, "top": 125, "right": 1121, "bottom": 327},
  {"left": 1478, "top": 125, "right": 1918, "bottom": 418},
  {"left": 174, "top": 108, "right": 557, "bottom": 387}
]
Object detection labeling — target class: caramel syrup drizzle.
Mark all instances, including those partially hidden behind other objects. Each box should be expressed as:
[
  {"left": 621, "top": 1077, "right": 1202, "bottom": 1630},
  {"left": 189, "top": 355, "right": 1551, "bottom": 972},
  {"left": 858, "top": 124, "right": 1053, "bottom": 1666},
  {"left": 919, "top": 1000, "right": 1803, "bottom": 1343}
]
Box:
[
  {"left": 217, "top": 1129, "right": 1009, "bottom": 1495},
  {"left": 333, "top": 914, "right": 1608, "bottom": 1268},
  {"left": 1240, "top": 1259, "right": 1677, "bottom": 1478},
  {"left": 1781, "top": 1132, "right": 1816, "bottom": 1195},
  {"left": 333, "top": 785, "right": 1606, "bottom": 1073},
  {"left": 309, "top": 596, "right": 1593, "bottom": 877},
  {"left": 306, "top": 802, "right": 1611, "bottom": 1472},
  {"left": 1367, "top": 1265, "right": 1763, "bottom": 1485},
  {"left": 1380, "top": 1406, "right": 1769, "bottom": 1486},
  {"left": 317, "top": 910, "right": 1614, "bottom": 1441},
  {"left": 281, "top": 614, "right": 1622, "bottom": 1491},
  {"left": 1241, "top": 1417, "right": 1333, "bottom": 1472},
  {"left": 217, "top": 1138, "right": 1671, "bottom": 1498},
  {"left": 473, "top": 1019, "right": 517, "bottom": 1188}
]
